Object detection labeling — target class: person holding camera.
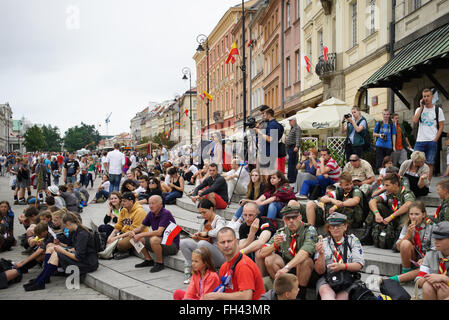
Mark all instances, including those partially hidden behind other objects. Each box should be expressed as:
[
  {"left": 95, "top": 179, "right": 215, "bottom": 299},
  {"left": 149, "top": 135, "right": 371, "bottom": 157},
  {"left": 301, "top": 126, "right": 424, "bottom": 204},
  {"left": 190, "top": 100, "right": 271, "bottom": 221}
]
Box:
[
  {"left": 373, "top": 109, "right": 397, "bottom": 172},
  {"left": 314, "top": 213, "right": 364, "bottom": 300},
  {"left": 294, "top": 148, "right": 319, "bottom": 196},
  {"left": 341, "top": 106, "right": 368, "bottom": 162},
  {"left": 412, "top": 88, "right": 445, "bottom": 181}
]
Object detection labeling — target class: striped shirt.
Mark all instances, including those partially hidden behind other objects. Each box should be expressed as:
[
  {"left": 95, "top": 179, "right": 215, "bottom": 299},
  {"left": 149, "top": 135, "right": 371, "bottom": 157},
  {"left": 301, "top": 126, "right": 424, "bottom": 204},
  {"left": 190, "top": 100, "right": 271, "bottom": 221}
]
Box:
[
  {"left": 318, "top": 157, "right": 340, "bottom": 182},
  {"left": 286, "top": 124, "right": 302, "bottom": 148}
]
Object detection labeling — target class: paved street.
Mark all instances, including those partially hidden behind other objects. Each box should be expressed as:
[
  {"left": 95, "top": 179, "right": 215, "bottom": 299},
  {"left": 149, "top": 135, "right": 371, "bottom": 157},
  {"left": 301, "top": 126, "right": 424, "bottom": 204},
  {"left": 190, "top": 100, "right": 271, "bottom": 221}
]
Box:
[{"left": 0, "top": 174, "right": 111, "bottom": 300}]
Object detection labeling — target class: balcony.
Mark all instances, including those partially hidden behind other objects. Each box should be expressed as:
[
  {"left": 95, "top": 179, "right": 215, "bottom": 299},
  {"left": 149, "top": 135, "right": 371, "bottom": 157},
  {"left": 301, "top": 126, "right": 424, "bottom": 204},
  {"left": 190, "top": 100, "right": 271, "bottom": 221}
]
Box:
[
  {"left": 315, "top": 53, "right": 337, "bottom": 79},
  {"left": 320, "top": 0, "right": 332, "bottom": 15}
]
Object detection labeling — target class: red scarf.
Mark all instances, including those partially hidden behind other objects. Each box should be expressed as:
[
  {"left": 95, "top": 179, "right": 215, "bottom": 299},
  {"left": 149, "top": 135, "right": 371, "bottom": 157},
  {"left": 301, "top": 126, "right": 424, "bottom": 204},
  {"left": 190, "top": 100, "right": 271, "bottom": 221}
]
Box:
[
  {"left": 332, "top": 241, "right": 343, "bottom": 264},
  {"left": 414, "top": 226, "right": 423, "bottom": 257},
  {"left": 435, "top": 205, "right": 441, "bottom": 219},
  {"left": 439, "top": 258, "right": 448, "bottom": 275},
  {"left": 289, "top": 233, "right": 298, "bottom": 257},
  {"left": 391, "top": 187, "right": 405, "bottom": 212}
]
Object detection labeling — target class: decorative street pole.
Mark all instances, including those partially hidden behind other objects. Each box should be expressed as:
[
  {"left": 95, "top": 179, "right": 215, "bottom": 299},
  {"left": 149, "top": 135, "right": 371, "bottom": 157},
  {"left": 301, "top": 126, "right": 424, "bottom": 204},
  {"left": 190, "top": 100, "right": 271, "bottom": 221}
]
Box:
[
  {"left": 196, "top": 34, "right": 210, "bottom": 140},
  {"left": 241, "top": 0, "right": 248, "bottom": 162},
  {"left": 182, "top": 67, "right": 193, "bottom": 147}
]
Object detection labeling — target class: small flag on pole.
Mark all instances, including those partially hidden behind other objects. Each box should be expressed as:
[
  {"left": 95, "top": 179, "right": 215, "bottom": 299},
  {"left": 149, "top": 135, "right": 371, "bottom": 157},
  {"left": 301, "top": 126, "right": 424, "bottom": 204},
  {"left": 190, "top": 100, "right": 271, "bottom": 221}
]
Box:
[
  {"left": 184, "top": 108, "right": 189, "bottom": 116},
  {"left": 203, "top": 91, "right": 213, "bottom": 101},
  {"left": 304, "top": 55, "right": 311, "bottom": 73},
  {"left": 162, "top": 222, "right": 182, "bottom": 246},
  {"left": 323, "top": 46, "right": 328, "bottom": 62},
  {"left": 226, "top": 42, "right": 239, "bottom": 64}
]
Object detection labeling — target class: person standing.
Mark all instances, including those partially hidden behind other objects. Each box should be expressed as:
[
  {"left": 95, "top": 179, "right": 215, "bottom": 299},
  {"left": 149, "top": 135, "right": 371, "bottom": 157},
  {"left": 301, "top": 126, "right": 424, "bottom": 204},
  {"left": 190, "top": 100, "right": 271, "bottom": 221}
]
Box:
[
  {"left": 341, "top": 106, "right": 368, "bottom": 162},
  {"left": 286, "top": 118, "right": 302, "bottom": 183},
  {"left": 64, "top": 153, "right": 80, "bottom": 185},
  {"left": 104, "top": 143, "right": 125, "bottom": 193},
  {"left": 373, "top": 109, "right": 396, "bottom": 172},
  {"left": 412, "top": 88, "right": 445, "bottom": 181},
  {"left": 391, "top": 113, "right": 412, "bottom": 167}
]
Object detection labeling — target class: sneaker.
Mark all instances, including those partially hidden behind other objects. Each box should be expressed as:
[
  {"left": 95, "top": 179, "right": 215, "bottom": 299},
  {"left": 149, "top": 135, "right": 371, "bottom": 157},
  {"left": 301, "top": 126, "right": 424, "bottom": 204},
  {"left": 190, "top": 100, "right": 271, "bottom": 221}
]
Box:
[
  {"left": 183, "top": 275, "right": 191, "bottom": 284},
  {"left": 150, "top": 262, "right": 165, "bottom": 273},
  {"left": 297, "top": 194, "right": 308, "bottom": 200},
  {"left": 113, "top": 252, "right": 130, "bottom": 260},
  {"left": 135, "top": 260, "right": 154, "bottom": 268}
]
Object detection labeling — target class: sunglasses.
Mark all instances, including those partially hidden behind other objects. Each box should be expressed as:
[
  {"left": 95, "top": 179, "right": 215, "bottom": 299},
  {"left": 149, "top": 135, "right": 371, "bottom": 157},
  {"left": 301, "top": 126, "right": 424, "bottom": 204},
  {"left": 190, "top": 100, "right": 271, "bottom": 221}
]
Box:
[{"left": 349, "top": 159, "right": 359, "bottom": 162}]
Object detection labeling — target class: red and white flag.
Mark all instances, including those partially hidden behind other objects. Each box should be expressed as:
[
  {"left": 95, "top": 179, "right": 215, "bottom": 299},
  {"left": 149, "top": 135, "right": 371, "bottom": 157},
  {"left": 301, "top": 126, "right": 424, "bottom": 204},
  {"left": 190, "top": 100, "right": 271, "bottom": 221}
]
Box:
[
  {"left": 162, "top": 221, "right": 182, "bottom": 246},
  {"left": 323, "top": 46, "right": 328, "bottom": 62}
]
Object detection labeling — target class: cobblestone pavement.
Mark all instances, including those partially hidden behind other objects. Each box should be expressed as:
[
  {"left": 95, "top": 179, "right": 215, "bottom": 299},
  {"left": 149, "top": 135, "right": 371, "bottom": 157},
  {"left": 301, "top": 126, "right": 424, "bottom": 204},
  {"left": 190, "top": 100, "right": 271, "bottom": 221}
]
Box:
[{"left": 0, "top": 174, "right": 111, "bottom": 300}]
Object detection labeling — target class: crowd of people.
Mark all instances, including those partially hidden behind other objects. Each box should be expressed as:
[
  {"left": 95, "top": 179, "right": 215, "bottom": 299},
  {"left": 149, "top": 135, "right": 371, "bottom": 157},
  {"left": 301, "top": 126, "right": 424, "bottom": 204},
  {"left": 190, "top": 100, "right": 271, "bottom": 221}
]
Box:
[{"left": 1, "top": 90, "right": 449, "bottom": 300}]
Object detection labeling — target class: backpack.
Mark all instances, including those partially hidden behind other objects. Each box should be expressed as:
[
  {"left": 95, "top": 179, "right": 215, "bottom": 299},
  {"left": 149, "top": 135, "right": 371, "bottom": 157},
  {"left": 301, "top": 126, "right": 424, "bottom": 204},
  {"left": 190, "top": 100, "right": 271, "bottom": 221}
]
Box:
[
  {"left": 380, "top": 278, "right": 411, "bottom": 300},
  {"left": 336, "top": 186, "right": 369, "bottom": 213},
  {"left": 348, "top": 281, "right": 377, "bottom": 300},
  {"left": 361, "top": 119, "right": 371, "bottom": 152},
  {"left": 92, "top": 230, "right": 107, "bottom": 253},
  {"left": 372, "top": 223, "right": 397, "bottom": 249}
]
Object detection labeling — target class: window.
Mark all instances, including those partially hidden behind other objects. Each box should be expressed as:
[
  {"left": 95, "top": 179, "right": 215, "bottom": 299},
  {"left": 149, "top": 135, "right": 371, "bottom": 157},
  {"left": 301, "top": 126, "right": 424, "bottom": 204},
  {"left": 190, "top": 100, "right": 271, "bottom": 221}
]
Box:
[
  {"left": 318, "top": 30, "right": 324, "bottom": 57},
  {"left": 286, "top": 57, "right": 291, "bottom": 87},
  {"left": 368, "top": 0, "right": 376, "bottom": 35},
  {"left": 352, "top": 2, "right": 358, "bottom": 47},
  {"left": 296, "top": 0, "right": 300, "bottom": 19},
  {"left": 412, "top": 0, "right": 422, "bottom": 11},
  {"left": 287, "top": 2, "right": 291, "bottom": 27}
]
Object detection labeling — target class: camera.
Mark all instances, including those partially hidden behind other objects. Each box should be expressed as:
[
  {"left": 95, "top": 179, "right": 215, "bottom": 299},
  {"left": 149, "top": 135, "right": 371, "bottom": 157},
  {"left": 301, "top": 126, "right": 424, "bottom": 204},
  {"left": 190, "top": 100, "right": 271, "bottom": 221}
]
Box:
[
  {"left": 344, "top": 113, "right": 352, "bottom": 119},
  {"left": 246, "top": 117, "right": 257, "bottom": 129},
  {"left": 380, "top": 134, "right": 387, "bottom": 141},
  {"left": 303, "top": 151, "right": 310, "bottom": 157}
]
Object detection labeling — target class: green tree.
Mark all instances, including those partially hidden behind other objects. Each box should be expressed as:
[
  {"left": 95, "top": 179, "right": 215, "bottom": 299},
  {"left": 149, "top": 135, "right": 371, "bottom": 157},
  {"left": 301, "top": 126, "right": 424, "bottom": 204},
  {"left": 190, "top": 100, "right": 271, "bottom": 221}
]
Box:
[
  {"left": 42, "top": 125, "right": 62, "bottom": 151},
  {"left": 23, "top": 125, "right": 45, "bottom": 151},
  {"left": 151, "top": 132, "right": 176, "bottom": 149},
  {"left": 63, "top": 122, "right": 101, "bottom": 152}
]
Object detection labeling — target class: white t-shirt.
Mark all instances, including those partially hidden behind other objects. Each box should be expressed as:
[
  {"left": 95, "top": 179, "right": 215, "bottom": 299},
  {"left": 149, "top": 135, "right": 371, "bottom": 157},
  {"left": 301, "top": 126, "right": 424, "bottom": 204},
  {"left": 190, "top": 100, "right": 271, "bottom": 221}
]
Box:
[
  {"left": 130, "top": 155, "right": 137, "bottom": 169},
  {"left": 101, "top": 156, "right": 107, "bottom": 171},
  {"left": 189, "top": 165, "right": 199, "bottom": 175},
  {"left": 415, "top": 105, "right": 445, "bottom": 142},
  {"left": 225, "top": 167, "right": 250, "bottom": 188},
  {"left": 101, "top": 181, "right": 110, "bottom": 190},
  {"left": 105, "top": 149, "right": 125, "bottom": 175}
]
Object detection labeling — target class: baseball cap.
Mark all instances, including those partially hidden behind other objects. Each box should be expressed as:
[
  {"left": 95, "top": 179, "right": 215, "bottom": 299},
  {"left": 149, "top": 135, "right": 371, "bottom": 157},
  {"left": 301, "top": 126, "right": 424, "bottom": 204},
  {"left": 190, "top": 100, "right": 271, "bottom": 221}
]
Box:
[
  {"left": 281, "top": 205, "right": 301, "bottom": 218},
  {"left": 327, "top": 212, "right": 347, "bottom": 225},
  {"left": 432, "top": 221, "right": 449, "bottom": 240}
]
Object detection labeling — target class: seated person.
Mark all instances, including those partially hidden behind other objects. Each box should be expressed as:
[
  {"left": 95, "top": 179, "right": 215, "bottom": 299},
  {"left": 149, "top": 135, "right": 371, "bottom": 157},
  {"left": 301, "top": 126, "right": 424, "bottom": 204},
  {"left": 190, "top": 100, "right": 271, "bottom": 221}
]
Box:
[
  {"left": 416, "top": 221, "right": 449, "bottom": 300},
  {"left": 390, "top": 201, "right": 434, "bottom": 284},
  {"left": 58, "top": 185, "right": 79, "bottom": 213},
  {"left": 138, "top": 177, "right": 164, "bottom": 205},
  {"left": 231, "top": 169, "right": 265, "bottom": 224},
  {"left": 399, "top": 151, "right": 430, "bottom": 197},
  {"left": 73, "top": 182, "right": 89, "bottom": 207},
  {"left": 120, "top": 178, "right": 139, "bottom": 195},
  {"left": 255, "top": 171, "right": 296, "bottom": 227},
  {"left": 223, "top": 159, "right": 250, "bottom": 199},
  {"left": 163, "top": 167, "right": 184, "bottom": 205},
  {"left": 360, "top": 173, "right": 416, "bottom": 245},
  {"left": 295, "top": 148, "right": 319, "bottom": 196},
  {"left": 371, "top": 165, "right": 400, "bottom": 198},
  {"left": 202, "top": 227, "right": 265, "bottom": 300},
  {"left": 297, "top": 148, "right": 341, "bottom": 200},
  {"left": 342, "top": 154, "right": 375, "bottom": 195},
  {"left": 0, "top": 262, "right": 22, "bottom": 290},
  {"left": 106, "top": 192, "right": 148, "bottom": 259},
  {"left": 314, "top": 213, "right": 364, "bottom": 300},
  {"left": 91, "top": 175, "right": 110, "bottom": 204},
  {"left": 180, "top": 199, "right": 226, "bottom": 283},
  {"left": 173, "top": 247, "right": 220, "bottom": 300},
  {"left": 304, "top": 172, "right": 366, "bottom": 228},
  {"left": 191, "top": 162, "right": 210, "bottom": 188},
  {"left": 135, "top": 176, "right": 150, "bottom": 201},
  {"left": 259, "top": 273, "right": 299, "bottom": 300},
  {"left": 98, "top": 191, "right": 122, "bottom": 238},
  {"left": 191, "top": 163, "right": 229, "bottom": 210},
  {"left": 259, "top": 203, "right": 317, "bottom": 300},
  {"left": 50, "top": 208, "right": 73, "bottom": 247},
  {"left": 434, "top": 178, "right": 449, "bottom": 223},
  {"left": 130, "top": 195, "right": 180, "bottom": 273},
  {"left": 23, "top": 212, "right": 99, "bottom": 291},
  {"left": 0, "top": 201, "right": 15, "bottom": 252},
  {"left": 20, "top": 206, "right": 41, "bottom": 253},
  {"left": 238, "top": 203, "right": 276, "bottom": 276},
  {"left": 47, "top": 185, "right": 66, "bottom": 209}
]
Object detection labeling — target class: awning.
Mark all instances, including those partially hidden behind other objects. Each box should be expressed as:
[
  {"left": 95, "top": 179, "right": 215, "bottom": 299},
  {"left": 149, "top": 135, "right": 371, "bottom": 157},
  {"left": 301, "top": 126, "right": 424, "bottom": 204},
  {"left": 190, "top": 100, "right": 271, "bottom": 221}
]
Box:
[{"left": 359, "top": 23, "right": 449, "bottom": 108}]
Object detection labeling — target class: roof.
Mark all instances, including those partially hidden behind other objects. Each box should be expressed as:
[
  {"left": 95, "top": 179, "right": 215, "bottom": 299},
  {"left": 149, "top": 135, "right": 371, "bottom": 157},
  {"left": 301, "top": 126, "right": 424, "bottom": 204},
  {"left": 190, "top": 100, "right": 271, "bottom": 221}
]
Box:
[{"left": 361, "top": 23, "right": 449, "bottom": 90}]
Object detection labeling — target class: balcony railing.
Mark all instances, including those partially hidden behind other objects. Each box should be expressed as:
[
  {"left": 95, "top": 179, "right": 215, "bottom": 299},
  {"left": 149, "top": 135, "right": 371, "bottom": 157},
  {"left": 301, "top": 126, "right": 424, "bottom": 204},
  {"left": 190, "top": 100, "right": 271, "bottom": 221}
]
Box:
[{"left": 315, "top": 53, "right": 336, "bottom": 78}]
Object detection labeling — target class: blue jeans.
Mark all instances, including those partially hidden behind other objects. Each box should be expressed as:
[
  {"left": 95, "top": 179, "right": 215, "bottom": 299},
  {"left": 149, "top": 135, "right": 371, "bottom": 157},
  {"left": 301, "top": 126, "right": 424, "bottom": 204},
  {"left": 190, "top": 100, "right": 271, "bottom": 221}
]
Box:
[
  {"left": 414, "top": 141, "right": 438, "bottom": 165},
  {"left": 300, "top": 175, "right": 334, "bottom": 197},
  {"left": 287, "top": 147, "right": 298, "bottom": 183},
  {"left": 163, "top": 191, "right": 182, "bottom": 204},
  {"left": 234, "top": 206, "right": 244, "bottom": 221},
  {"left": 259, "top": 202, "right": 284, "bottom": 219},
  {"left": 109, "top": 174, "right": 122, "bottom": 193},
  {"left": 96, "top": 190, "right": 110, "bottom": 201},
  {"left": 66, "top": 175, "right": 77, "bottom": 184}
]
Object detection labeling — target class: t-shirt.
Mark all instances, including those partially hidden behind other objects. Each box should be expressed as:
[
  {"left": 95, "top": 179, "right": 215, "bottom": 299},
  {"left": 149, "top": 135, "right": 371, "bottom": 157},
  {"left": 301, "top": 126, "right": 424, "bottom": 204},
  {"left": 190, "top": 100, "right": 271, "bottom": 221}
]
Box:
[
  {"left": 343, "top": 159, "right": 374, "bottom": 182},
  {"left": 375, "top": 186, "right": 416, "bottom": 211},
  {"left": 264, "top": 119, "right": 283, "bottom": 157},
  {"left": 238, "top": 216, "right": 276, "bottom": 241},
  {"left": 348, "top": 118, "right": 367, "bottom": 145},
  {"left": 416, "top": 105, "right": 445, "bottom": 142},
  {"left": 218, "top": 252, "right": 265, "bottom": 300},
  {"left": 318, "top": 158, "right": 341, "bottom": 182},
  {"left": 64, "top": 160, "right": 79, "bottom": 177},
  {"left": 44, "top": 159, "right": 51, "bottom": 173},
  {"left": 374, "top": 121, "right": 397, "bottom": 149},
  {"left": 142, "top": 208, "right": 180, "bottom": 249},
  {"left": 225, "top": 167, "right": 250, "bottom": 189},
  {"left": 57, "top": 155, "right": 64, "bottom": 165},
  {"left": 105, "top": 149, "right": 125, "bottom": 175},
  {"left": 395, "top": 123, "right": 404, "bottom": 150}
]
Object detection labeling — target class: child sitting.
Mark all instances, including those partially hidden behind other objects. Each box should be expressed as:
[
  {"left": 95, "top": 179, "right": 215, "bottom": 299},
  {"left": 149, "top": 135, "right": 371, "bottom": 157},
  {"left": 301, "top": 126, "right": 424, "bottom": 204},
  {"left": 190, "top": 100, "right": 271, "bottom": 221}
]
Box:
[
  {"left": 434, "top": 178, "right": 449, "bottom": 223},
  {"left": 391, "top": 201, "right": 434, "bottom": 283},
  {"left": 259, "top": 273, "right": 299, "bottom": 300},
  {"left": 173, "top": 247, "right": 220, "bottom": 300}
]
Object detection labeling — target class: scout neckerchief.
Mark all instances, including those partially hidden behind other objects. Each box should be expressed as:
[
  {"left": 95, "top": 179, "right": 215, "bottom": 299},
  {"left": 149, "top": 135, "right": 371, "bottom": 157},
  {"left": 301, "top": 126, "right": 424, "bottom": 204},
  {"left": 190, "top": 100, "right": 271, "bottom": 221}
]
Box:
[
  {"left": 391, "top": 186, "right": 405, "bottom": 212},
  {"left": 288, "top": 222, "right": 304, "bottom": 257},
  {"left": 330, "top": 235, "right": 349, "bottom": 264},
  {"left": 414, "top": 225, "right": 424, "bottom": 258},
  {"left": 435, "top": 205, "right": 441, "bottom": 219},
  {"left": 213, "top": 253, "right": 243, "bottom": 293},
  {"left": 439, "top": 258, "right": 448, "bottom": 275}
]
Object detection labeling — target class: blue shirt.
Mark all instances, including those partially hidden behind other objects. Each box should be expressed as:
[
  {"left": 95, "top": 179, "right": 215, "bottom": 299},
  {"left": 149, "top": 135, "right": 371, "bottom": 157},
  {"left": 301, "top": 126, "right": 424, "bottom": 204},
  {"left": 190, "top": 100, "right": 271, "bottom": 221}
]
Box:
[
  {"left": 304, "top": 159, "right": 318, "bottom": 176},
  {"left": 264, "top": 119, "right": 283, "bottom": 157},
  {"left": 374, "top": 121, "right": 396, "bottom": 149},
  {"left": 44, "top": 159, "right": 51, "bottom": 173}
]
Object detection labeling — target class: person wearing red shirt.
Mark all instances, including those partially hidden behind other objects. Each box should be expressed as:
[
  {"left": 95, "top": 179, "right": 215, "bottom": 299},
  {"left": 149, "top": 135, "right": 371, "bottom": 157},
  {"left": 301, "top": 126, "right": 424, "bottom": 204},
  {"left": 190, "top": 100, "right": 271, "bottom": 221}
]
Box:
[{"left": 202, "top": 227, "right": 265, "bottom": 300}]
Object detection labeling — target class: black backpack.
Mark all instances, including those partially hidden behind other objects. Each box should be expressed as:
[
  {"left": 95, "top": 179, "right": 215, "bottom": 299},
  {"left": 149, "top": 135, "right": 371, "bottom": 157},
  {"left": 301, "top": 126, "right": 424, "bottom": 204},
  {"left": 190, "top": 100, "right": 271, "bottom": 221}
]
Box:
[
  {"left": 348, "top": 281, "right": 377, "bottom": 300},
  {"left": 336, "top": 186, "right": 369, "bottom": 215},
  {"left": 91, "top": 229, "right": 107, "bottom": 253},
  {"left": 380, "top": 278, "right": 411, "bottom": 300},
  {"left": 372, "top": 223, "right": 397, "bottom": 249}
]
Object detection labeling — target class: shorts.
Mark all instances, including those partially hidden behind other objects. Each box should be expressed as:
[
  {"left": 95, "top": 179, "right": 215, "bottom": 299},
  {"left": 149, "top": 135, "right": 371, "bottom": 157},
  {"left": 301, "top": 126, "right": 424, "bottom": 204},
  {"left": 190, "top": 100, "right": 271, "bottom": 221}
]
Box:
[
  {"left": 414, "top": 141, "right": 438, "bottom": 165},
  {"left": 0, "top": 272, "right": 8, "bottom": 289},
  {"left": 202, "top": 193, "right": 228, "bottom": 209},
  {"left": 144, "top": 236, "right": 179, "bottom": 256}
]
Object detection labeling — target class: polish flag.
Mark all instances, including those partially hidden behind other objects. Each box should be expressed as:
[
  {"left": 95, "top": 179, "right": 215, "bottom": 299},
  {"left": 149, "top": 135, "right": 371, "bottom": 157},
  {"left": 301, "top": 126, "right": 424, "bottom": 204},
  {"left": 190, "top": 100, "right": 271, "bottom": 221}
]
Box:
[
  {"left": 162, "top": 222, "right": 182, "bottom": 246},
  {"left": 303, "top": 55, "right": 311, "bottom": 73},
  {"left": 323, "top": 46, "right": 328, "bottom": 62}
]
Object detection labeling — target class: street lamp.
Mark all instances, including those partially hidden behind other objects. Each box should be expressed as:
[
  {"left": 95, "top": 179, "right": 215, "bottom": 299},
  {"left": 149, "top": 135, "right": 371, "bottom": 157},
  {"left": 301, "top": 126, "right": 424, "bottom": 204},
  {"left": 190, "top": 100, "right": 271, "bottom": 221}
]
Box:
[
  {"left": 182, "top": 67, "right": 193, "bottom": 147},
  {"left": 196, "top": 34, "right": 210, "bottom": 140}
]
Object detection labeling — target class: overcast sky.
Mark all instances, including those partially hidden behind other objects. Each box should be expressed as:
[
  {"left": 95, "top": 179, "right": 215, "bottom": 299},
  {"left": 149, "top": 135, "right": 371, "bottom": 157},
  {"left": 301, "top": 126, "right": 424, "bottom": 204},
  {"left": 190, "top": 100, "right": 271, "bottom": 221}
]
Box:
[{"left": 0, "top": 0, "right": 241, "bottom": 137}]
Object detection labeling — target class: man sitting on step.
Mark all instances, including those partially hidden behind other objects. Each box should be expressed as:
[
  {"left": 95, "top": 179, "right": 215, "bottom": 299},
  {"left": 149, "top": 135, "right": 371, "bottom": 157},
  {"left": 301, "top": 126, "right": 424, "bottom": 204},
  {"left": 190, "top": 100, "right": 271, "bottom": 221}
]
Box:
[
  {"left": 238, "top": 202, "right": 276, "bottom": 277},
  {"left": 303, "top": 172, "right": 366, "bottom": 228},
  {"left": 360, "top": 173, "right": 415, "bottom": 245},
  {"left": 191, "top": 163, "right": 229, "bottom": 209}
]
